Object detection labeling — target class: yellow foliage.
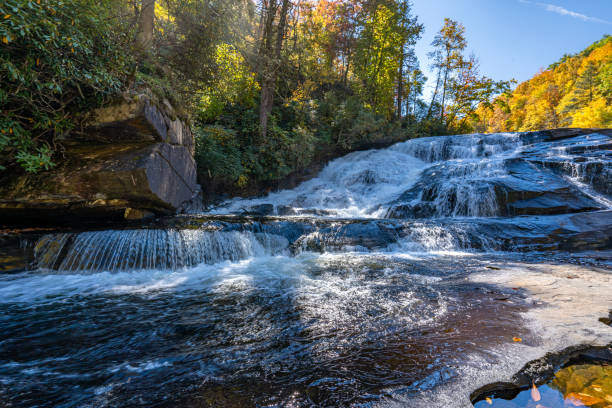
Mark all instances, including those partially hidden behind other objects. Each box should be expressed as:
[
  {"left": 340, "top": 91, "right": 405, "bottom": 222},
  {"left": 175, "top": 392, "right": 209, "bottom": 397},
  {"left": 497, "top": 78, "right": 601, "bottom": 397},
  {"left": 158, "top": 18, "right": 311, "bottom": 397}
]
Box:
[
  {"left": 571, "top": 98, "right": 612, "bottom": 128},
  {"left": 473, "top": 35, "right": 612, "bottom": 132}
]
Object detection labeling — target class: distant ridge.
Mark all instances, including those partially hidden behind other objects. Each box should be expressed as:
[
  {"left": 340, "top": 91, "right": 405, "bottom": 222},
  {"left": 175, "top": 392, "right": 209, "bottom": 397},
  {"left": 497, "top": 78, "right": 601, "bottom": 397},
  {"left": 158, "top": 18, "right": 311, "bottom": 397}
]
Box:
[{"left": 473, "top": 35, "right": 611, "bottom": 132}]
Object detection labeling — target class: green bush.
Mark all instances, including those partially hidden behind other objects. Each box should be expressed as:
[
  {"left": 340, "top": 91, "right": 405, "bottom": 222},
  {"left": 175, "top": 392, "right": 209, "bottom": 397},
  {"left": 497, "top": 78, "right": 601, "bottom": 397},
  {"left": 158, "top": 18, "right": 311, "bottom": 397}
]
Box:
[
  {"left": 0, "top": 0, "right": 132, "bottom": 172},
  {"left": 194, "top": 125, "right": 245, "bottom": 181}
]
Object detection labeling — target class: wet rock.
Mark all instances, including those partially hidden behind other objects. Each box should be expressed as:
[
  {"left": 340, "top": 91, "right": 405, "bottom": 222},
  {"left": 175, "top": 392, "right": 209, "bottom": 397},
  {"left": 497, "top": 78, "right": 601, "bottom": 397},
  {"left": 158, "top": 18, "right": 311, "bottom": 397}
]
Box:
[
  {"left": 519, "top": 128, "right": 612, "bottom": 144},
  {"left": 387, "top": 157, "right": 604, "bottom": 219},
  {"left": 242, "top": 204, "right": 275, "bottom": 216},
  {"left": 0, "top": 94, "right": 200, "bottom": 227},
  {"left": 72, "top": 93, "right": 194, "bottom": 154},
  {"left": 599, "top": 311, "right": 612, "bottom": 327},
  {"left": 276, "top": 205, "right": 298, "bottom": 216},
  {"left": 293, "top": 221, "right": 402, "bottom": 252}
]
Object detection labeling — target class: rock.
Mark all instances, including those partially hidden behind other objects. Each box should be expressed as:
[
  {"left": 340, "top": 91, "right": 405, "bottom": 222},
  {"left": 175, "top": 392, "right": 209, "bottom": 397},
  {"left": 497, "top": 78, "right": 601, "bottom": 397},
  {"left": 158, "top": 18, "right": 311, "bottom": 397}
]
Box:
[
  {"left": 72, "top": 93, "right": 194, "bottom": 155},
  {"left": 276, "top": 205, "right": 297, "bottom": 216},
  {"left": 471, "top": 344, "right": 612, "bottom": 406},
  {"left": 387, "top": 157, "right": 604, "bottom": 219},
  {"left": 242, "top": 204, "right": 275, "bottom": 216},
  {"left": 124, "top": 208, "right": 155, "bottom": 220},
  {"left": 0, "top": 93, "right": 200, "bottom": 227},
  {"left": 292, "top": 221, "right": 402, "bottom": 252}
]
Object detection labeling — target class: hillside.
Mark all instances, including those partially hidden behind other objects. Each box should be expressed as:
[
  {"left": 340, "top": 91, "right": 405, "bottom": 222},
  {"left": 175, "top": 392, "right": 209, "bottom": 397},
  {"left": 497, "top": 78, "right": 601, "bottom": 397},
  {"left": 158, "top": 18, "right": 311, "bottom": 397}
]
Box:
[{"left": 473, "top": 35, "right": 612, "bottom": 132}]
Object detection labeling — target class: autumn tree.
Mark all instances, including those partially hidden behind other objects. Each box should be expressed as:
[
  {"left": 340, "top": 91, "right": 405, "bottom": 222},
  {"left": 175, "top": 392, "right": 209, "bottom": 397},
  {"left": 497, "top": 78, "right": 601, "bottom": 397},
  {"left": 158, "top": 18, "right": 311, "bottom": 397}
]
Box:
[
  {"left": 473, "top": 35, "right": 611, "bottom": 132},
  {"left": 427, "top": 18, "right": 466, "bottom": 121},
  {"left": 354, "top": 1, "right": 422, "bottom": 118},
  {"left": 257, "top": 0, "right": 292, "bottom": 139}
]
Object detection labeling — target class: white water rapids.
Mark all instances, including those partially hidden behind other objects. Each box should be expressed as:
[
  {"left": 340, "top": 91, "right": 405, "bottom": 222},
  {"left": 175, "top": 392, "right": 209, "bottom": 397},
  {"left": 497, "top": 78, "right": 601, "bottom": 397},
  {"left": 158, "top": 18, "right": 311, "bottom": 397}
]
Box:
[{"left": 1, "top": 131, "right": 611, "bottom": 407}]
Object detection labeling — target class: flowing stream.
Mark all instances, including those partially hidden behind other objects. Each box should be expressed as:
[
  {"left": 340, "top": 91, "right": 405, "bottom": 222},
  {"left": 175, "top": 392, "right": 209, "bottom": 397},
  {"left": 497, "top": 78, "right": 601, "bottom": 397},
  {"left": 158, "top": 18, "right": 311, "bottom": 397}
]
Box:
[{"left": 1, "top": 131, "right": 611, "bottom": 407}]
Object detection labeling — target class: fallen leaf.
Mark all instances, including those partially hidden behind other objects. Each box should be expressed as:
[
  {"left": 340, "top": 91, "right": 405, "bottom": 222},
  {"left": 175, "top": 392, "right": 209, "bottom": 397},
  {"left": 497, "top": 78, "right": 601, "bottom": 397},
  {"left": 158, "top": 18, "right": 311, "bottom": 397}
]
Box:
[
  {"left": 566, "top": 392, "right": 604, "bottom": 406},
  {"left": 513, "top": 337, "right": 522, "bottom": 342},
  {"left": 531, "top": 382, "right": 541, "bottom": 402},
  {"left": 485, "top": 397, "right": 492, "bottom": 405}
]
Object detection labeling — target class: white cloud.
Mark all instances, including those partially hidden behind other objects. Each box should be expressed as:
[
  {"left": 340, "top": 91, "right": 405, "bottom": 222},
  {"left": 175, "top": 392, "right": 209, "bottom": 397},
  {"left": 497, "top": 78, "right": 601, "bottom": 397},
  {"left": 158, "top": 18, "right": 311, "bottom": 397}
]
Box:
[{"left": 520, "top": 0, "right": 612, "bottom": 25}]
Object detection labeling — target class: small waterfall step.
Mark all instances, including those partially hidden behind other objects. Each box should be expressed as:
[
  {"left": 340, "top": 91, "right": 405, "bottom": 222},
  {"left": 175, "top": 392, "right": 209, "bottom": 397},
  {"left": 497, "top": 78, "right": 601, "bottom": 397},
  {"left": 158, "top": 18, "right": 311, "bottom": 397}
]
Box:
[{"left": 19, "top": 209, "right": 612, "bottom": 273}]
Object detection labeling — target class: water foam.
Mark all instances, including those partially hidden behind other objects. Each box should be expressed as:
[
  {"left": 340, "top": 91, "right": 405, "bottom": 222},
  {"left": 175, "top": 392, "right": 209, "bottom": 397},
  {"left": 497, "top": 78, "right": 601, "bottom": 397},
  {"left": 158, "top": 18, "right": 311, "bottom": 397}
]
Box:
[{"left": 34, "top": 229, "right": 289, "bottom": 273}]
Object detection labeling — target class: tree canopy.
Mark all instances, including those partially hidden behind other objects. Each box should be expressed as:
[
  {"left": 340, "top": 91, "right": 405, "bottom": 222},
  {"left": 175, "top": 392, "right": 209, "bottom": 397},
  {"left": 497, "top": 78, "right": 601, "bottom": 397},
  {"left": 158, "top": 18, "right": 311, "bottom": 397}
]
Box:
[
  {"left": 472, "top": 35, "right": 612, "bottom": 132},
  {"left": 3, "top": 0, "right": 604, "bottom": 194}
]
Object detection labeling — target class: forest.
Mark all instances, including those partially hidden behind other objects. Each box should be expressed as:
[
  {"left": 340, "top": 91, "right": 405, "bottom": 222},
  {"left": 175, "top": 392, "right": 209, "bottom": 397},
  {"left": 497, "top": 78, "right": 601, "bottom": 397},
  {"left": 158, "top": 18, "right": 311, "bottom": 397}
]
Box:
[
  {"left": 473, "top": 35, "right": 612, "bottom": 133},
  {"left": 0, "top": 0, "right": 609, "bottom": 192}
]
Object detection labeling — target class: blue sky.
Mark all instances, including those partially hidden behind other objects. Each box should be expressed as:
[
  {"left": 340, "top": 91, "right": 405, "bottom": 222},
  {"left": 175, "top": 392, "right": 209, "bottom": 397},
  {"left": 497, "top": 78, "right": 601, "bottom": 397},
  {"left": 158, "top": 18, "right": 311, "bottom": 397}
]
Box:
[{"left": 411, "top": 0, "right": 612, "bottom": 97}]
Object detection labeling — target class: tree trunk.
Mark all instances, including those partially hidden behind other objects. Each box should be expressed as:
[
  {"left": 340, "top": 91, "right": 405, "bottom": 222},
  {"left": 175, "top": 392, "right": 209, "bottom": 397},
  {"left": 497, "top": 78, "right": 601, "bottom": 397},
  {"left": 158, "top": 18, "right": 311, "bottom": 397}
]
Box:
[
  {"left": 427, "top": 68, "right": 441, "bottom": 120},
  {"left": 440, "top": 69, "right": 448, "bottom": 122},
  {"left": 259, "top": 0, "right": 290, "bottom": 139},
  {"left": 397, "top": 51, "right": 404, "bottom": 118},
  {"left": 135, "top": 0, "right": 155, "bottom": 52}
]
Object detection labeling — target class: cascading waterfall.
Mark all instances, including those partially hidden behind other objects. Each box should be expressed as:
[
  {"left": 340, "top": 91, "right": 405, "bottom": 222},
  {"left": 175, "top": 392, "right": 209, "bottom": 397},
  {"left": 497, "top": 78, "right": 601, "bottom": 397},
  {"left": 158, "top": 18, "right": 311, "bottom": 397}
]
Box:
[
  {"left": 34, "top": 229, "right": 289, "bottom": 272},
  {"left": 28, "top": 131, "right": 612, "bottom": 272},
  {"left": 2, "top": 130, "right": 611, "bottom": 408}
]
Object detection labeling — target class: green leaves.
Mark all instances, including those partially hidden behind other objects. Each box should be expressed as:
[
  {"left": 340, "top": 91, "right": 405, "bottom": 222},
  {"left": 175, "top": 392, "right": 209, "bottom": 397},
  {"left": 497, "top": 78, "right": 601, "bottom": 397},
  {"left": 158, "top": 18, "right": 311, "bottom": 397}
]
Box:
[{"left": 0, "top": 0, "right": 133, "bottom": 173}]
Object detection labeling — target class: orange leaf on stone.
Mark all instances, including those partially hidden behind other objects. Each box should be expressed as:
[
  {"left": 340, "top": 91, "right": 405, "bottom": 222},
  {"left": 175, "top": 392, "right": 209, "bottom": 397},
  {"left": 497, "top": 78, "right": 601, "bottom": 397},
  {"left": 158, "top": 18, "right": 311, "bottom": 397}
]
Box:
[{"left": 513, "top": 337, "right": 522, "bottom": 342}]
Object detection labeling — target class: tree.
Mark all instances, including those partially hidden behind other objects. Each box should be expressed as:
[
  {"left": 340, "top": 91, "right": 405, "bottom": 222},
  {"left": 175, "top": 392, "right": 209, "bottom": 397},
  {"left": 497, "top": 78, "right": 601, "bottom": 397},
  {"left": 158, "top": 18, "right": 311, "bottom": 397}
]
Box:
[
  {"left": 445, "top": 55, "right": 512, "bottom": 130},
  {"left": 395, "top": 0, "right": 423, "bottom": 119},
  {"left": 135, "top": 0, "right": 155, "bottom": 51},
  {"left": 258, "top": 0, "right": 292, "bottom": 139},
  {"left": 572, "top": 61, "right": 599, "bottom": 106},
  {"left": 354, "top": 1, "right": 421, "bottom": 118},
  {"left": 473, "top": 35, "right": 611, "bottom": 133},
  {"left": 427, "top": 18, "right": 466, "bottom": 121}
]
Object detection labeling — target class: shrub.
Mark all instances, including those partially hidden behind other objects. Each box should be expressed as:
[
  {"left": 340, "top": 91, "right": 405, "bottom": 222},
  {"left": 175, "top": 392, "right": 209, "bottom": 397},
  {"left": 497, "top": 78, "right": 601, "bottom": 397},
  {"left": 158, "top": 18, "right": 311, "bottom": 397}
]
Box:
[{"left": 0, "top": 0, "right": 132, "bottom": 172}]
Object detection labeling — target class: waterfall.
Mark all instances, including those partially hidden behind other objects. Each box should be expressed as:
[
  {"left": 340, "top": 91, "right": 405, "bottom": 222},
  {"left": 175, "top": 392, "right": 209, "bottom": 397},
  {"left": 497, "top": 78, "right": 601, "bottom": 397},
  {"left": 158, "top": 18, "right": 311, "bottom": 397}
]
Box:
[
  {"left": 211, "top": 133, "right": 532, "bottom": 218},
  {"left": 29, "top": 131, "right": 612, "bottom": 271},
  {"left": 34, "top": 229, "right": 289, "bottom": 273}
]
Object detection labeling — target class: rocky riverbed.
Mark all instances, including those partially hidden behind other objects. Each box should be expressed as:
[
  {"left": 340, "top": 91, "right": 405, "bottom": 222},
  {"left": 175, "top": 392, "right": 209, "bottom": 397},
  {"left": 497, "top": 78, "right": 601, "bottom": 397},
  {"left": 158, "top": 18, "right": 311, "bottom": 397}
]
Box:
[{"left": 1, "top": 129, "right": 611, "bottom": 407}]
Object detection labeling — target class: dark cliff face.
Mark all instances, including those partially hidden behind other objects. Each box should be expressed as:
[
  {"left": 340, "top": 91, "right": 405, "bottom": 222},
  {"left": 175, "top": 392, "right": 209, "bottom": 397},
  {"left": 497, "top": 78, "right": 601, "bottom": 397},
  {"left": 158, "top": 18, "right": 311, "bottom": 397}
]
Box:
[{"left": 0, "top": 94, "right": 201, "bottom": 227}]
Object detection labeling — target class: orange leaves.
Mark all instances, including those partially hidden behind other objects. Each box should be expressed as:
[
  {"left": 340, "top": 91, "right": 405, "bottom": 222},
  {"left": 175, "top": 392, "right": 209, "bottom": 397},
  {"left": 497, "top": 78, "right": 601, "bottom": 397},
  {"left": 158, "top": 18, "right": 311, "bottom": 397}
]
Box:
[
  {"left": 565, "top": 392, "right": 605, "bottom": 406},
  {"left": 2, "top": 36, "right": 8, "bottom": 45},
  {"left": 531, "top": 382, "right": 541, "bottom": 402},
  {"left": 513, "top": 337, "right": 522, "bottom": 342},
  {"left": 485, "top": 396, "right": 493, "bottom": 404}
]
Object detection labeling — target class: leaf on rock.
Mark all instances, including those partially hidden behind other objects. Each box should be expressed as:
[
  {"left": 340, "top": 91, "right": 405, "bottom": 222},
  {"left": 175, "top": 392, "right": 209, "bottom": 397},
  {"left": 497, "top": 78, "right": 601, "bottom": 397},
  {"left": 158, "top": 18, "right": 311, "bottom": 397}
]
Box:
[
  {"left": 565, "top": 392, "right": 604, "bottom": 406},
  {"left": 531, "top": 382, "right": 541, "bottom": 401}
]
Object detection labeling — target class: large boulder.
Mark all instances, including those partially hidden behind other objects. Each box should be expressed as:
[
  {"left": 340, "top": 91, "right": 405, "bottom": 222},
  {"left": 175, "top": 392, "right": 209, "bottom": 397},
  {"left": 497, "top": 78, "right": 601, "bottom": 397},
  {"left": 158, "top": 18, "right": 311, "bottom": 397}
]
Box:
[
  {"left": 0, "top": 94, "right": 200, "bottom": 226},
  {"left": 75, "top": 93, "right": 195, "bottom": 155}
]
